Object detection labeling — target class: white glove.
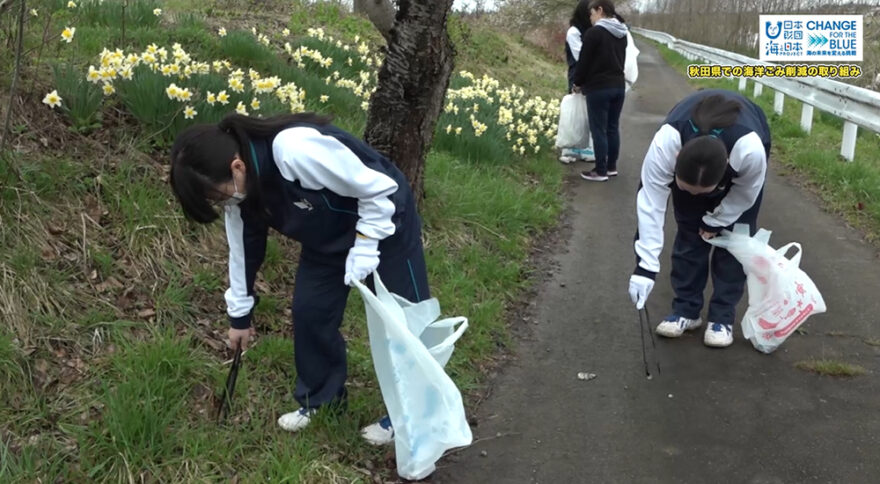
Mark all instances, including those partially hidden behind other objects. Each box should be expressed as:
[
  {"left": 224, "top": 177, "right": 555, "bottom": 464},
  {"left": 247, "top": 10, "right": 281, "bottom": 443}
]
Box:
[
  {"left": 628, "top": 275, "right": 655, "bottom": 310},
  {"left": 344, "top": 235, "right": 380, "bottom": 286}
]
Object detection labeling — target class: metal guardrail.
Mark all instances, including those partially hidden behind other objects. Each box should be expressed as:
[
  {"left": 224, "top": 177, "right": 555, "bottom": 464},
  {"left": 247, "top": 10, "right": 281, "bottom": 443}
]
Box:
[{"left": 632, "top": 27, "right": 880, "bottom": 161}]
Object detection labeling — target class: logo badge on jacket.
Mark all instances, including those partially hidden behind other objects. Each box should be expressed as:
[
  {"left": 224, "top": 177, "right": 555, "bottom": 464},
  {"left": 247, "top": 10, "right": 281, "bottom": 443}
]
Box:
[{"left": 294, "top": 199, "right": 313, "bottom": 211}]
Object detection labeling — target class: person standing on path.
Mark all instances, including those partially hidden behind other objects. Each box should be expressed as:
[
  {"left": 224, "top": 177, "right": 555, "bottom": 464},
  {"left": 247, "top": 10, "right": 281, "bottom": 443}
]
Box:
[
  {"left": 628, "top": 89, "right": 771, "bottom": 348},
  {"left": 169, "top": 112, "right": 431, "bottom": 445},
  {"left": 571, "top": 0, "right": 628, "bottom": 182},
  {"left": 559, "top": 1, "right": 596, "bottom": 165}
]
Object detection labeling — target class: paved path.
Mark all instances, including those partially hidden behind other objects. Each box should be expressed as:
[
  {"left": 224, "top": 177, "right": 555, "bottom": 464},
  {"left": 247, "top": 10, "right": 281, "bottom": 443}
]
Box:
[{"left": 433, "top": 40, "right": 880, "bottom": 484}]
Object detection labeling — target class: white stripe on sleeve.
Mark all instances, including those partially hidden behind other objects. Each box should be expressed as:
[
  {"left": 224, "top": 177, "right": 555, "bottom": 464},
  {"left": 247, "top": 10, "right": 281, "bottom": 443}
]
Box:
[
  {"left": 224, "top": 205, "right": 255, "bottom": 318},
  {"left": 635, "top": 124, "right": 679, "bottom": 274},
  {"left": 272, "top": 127, "right": 399, "bottom": 240},
  {"left": 567, "top": 26, "right": 583, "bottom": 61},
  {"left": 702, "top": 131, "right": 767, "bottom": 229}
]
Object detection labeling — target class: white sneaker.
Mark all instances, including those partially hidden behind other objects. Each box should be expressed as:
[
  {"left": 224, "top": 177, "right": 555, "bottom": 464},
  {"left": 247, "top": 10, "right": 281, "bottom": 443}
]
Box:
[
  {"left": 278, "top": 407, "right": 316, "bottom": 432},
  {"left": 704, "top": 322, "right": 734, "bottom": 347},
  {"left": 361, "top": 415, "right": 394, "bottom": 446},
  {"left": 655, "top": 315, "right": 703, "bottom": 338}
]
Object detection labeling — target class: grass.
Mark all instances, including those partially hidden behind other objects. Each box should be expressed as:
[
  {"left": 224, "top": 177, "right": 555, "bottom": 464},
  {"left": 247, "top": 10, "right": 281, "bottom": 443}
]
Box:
[
  {"left": 795, "top": 359, "right": 867, "bottom": 377},
  {"left": 0, "top": 1, "right": 566, "bottom": 481},
  {"left": 645, "top": 37, "right": 880, "bottom": 243}
]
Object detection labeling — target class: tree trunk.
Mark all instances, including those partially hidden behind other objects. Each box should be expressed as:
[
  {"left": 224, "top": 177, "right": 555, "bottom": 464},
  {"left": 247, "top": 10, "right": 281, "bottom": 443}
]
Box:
[
  {"left": 363, "top": 0, "right": 455, "bottom": 205},
  {"left": 353, "top": 0, "right": 396, "bottom": 43}
]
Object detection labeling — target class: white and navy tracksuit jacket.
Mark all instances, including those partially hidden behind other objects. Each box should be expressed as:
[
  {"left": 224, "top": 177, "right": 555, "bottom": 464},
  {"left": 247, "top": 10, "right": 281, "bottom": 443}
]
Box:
[
  {"left": 634, "top": 89, "right": 771, "bottom": 324},
  {"left": 225, "top": 123, "right": 429, "bottom": 407}
]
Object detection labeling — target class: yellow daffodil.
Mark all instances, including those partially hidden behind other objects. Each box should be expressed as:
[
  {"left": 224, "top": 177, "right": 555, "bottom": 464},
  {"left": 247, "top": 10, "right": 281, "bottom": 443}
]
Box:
[
  {"left": 184, "top": 106, "right": 197, "bottom": 119},
  {"left": 30, "top": 8, "right": 38, "bottom": 17},
  {"left": 217, "top": 91, "right": 230, "bottom": 105},
  {"left": 361, "top": 101, "right": 369, "bottom": 111},
  {"left": 445, "top": 125, "right": 452, "bottom": 134},
  {"left": 153, "top": 8, "right": 162, "bottom": 16},
  {"left": 42, "top": 90, "right": 62, "bottom": 108},
  {"left": 67, "top": 1, "right": 77, "bottom": 8},
  {"left": 283, "top": 28, "right": 290, "bottom": 37},
  {"left": 102, "top": 84, "right": 115, "bottom": 96},
  {"left": 519, "top": 146, "right": 526, "bottom": 155},
  {"left": 87, "top": 66, "right": 101, "bottom": 83},
  {"left": 61, "top": 27, "right": 75, "bottom": 43},
  {"left": 236, "top": 101, "right": 248, "bottom": 115},
  {"left": 534, "top": 145, "right": 541, "bottom": 154},
  {"left": 218, "top": 28, "right": 227, "bottom": 37},
  {"left": 455, "top": 127, "right": 462, "bottom": 135},
  {"left": 206, "top": 92, "right": 217, "bottom": 105},
  {"left": 250, "top": 98, "right": 261, "bottom": 110},
  {"left": 120, "top": 68, "right": 133, "bottom": 80},
  {"left": 320, "top": 95, "right": 329, "bottom": 103},
  {"left": 229, "top": 77, "right": 245, "bottom": 93}
]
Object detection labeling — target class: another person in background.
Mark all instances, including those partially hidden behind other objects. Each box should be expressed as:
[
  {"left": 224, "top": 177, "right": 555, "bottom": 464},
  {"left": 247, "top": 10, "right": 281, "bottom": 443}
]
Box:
[
  {"left": 560, "top": 1, "right": 596, "bottom": 164},
  {"left": 628, "top": 89, "right": 771, "bottom": 348},
  {"left": 571, "top": 0, "right": 628, "bottom": 182}
]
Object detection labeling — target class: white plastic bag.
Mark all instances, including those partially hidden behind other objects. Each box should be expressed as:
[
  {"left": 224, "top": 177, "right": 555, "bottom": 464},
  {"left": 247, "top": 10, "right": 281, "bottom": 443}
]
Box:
[
  {"left": 352, "top": 273, "right": 473, "bottom": 480},
  {"left": 555, "top": 93, "right": 589, "bottom": 149},
  {"left": 707, "top": 224, "right": 827, "bottom": 354},
  {"left": 624, "top": 30, "right": 640, "bottom": 92}
]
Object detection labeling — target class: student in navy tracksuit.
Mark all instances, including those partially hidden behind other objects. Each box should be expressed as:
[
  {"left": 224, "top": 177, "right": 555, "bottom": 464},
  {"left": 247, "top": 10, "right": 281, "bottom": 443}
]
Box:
[
  {"left": 169, "top": 112, "right": 430, "bottom": 445},
  {"left": 628, "top": 89, "right": 771, "bottom": 348},
  {"left": 559, "top": 2, "right": 595, "bottom": 164},
  {"left": 571, "top": 0, "right": 629, "bottom": 182}
]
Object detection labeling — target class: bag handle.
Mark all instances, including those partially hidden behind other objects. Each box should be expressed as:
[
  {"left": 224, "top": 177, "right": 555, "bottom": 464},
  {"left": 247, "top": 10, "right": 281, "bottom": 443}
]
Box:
[
  {"left": 428, "top": 318, "right": 469, "bottom": 351},
  {"left": 776, "top": 242, "right": 802, "bottom": 267}
]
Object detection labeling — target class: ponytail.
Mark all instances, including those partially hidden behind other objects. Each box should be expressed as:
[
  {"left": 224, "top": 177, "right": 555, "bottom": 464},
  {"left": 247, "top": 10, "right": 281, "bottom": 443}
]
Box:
[{"left": 674, "top": 95, "right": 741, "bottom": 188}]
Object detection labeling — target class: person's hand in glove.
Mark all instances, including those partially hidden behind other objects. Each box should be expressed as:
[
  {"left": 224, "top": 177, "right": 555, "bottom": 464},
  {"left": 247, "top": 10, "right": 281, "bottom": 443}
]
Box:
[
  {"left": 629, "top": 274, "right": 655, "bottom": 310},
  {"left": 344, "top": 234, "right": 380, "bottom": 286}
]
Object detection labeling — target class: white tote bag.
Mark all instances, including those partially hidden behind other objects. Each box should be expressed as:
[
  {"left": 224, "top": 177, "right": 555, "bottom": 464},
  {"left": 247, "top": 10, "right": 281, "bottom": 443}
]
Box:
[
  {"left": 624, "top": 30, "right": 640, "bottom": 92},
  {"left": 555, "top": 93, "right": 589, "bottom": 149},
  {"left": 353, "top": 273, "right": 472, "bottom": 480},
  {"left": 707, "top": 224, "right": 827, "bottom": 354}
]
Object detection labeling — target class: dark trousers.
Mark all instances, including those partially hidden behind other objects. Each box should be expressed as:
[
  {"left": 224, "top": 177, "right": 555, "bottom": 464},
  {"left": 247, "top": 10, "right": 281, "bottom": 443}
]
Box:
[
  {"left": 585, "top": 87, "right": 625, "bottom": 175},
  {"left": 291, "top": 219, "right": 430, "bottom": 409},
  {"left": 670, "top": 188, "right": 764, "bottom": 325}
]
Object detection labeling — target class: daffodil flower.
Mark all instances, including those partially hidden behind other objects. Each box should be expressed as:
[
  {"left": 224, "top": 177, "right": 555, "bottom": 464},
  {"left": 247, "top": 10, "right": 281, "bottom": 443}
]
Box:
[
  {"left": 102, "top": 84, "right": 116, "bottom": 96},
  {"left": 236, "top": 102, "right": 248, "bottom": 115},
  {"left": 250, "top": 98, "right": 261, "bottom": 111},
  {"left": 61, "top": 27, "right": 75, "bottom": 43},
  {"left": 283, "top": 28, "right": 290, "bottom": 37},
  {"left": 217, "top": 91, "right": 230, "bottom": 105},
  {"left": 42, "top": 90, "right": 62, "bottom": 108},
  {"left": 218, "top": 28, "right": 227, "bottom": 37},
  {"left": 184, "top": 106, "right": 197, "bottom": 119},
  {"left": 67, "top": 1, "right": 77, "bottom": 8},
  {"left": 320, "top": 95, "right": 329, "bottom": 103},
  {"left": 153, "top": 8, "right": 162, "bottom": 16},
  {"left": 30, "top": 8, "right": 38, "bottom": 17}
]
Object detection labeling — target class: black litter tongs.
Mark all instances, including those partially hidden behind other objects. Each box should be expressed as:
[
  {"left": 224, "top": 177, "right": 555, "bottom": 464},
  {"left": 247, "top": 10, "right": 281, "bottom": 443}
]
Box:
[{"left": 638, "top": 307, "right": 661, "bottom": 379}]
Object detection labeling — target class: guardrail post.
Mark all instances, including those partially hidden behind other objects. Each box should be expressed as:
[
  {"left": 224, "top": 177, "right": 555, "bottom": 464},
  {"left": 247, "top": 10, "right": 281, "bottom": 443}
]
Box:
[
  {"left": 738, "top": 78, "right": 747, "bottom": 92},
  {"left": 774, "top": 91, "right": 784, "bottom": 114},
  {"left": 754, "top": 83, "right": 763, "bottom": 98},
  {"left": 800, "top": 104, "right": 814, "bottom": 134},
  {"left": 841, "top": 122, "right": 858, "bottom": 162},
  {"left": 667, "top": 41, "right": 674, "bottom": 50}
]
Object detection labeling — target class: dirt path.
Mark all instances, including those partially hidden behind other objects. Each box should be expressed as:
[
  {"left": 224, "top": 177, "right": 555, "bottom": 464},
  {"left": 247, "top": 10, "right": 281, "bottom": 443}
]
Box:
[{"left": 433, "top": 40, "right": 880, "bottom": 484}]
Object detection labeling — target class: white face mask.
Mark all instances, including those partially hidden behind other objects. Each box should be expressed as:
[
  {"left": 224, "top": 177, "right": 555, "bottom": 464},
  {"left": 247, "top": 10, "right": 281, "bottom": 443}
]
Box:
[{"left": 221, "top": 178, "right": 247, "bottom": 207}]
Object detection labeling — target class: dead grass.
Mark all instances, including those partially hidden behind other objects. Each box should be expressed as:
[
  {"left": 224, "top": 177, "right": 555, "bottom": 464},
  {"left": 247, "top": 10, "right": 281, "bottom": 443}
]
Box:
[{"left": 795, "top": 359, "right": 868, "bottom": 377}]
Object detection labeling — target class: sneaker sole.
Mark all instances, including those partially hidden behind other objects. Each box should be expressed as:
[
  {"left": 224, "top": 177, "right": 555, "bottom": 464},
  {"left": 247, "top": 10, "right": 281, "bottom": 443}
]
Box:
[
  {"left": 655, "top": 320, "right": 703, "bottom": 338},
  {"left": 580, "top": 174, "right": 609, "bottom": 182},
  {"left": 704, "top": 339, "right": 734, "bottom": 348}
]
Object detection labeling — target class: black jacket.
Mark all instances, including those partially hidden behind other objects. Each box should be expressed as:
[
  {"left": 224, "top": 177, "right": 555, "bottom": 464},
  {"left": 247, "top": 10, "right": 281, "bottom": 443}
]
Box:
[{"left": 572, "top": 22, "right": 627, "bottom": 92}]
